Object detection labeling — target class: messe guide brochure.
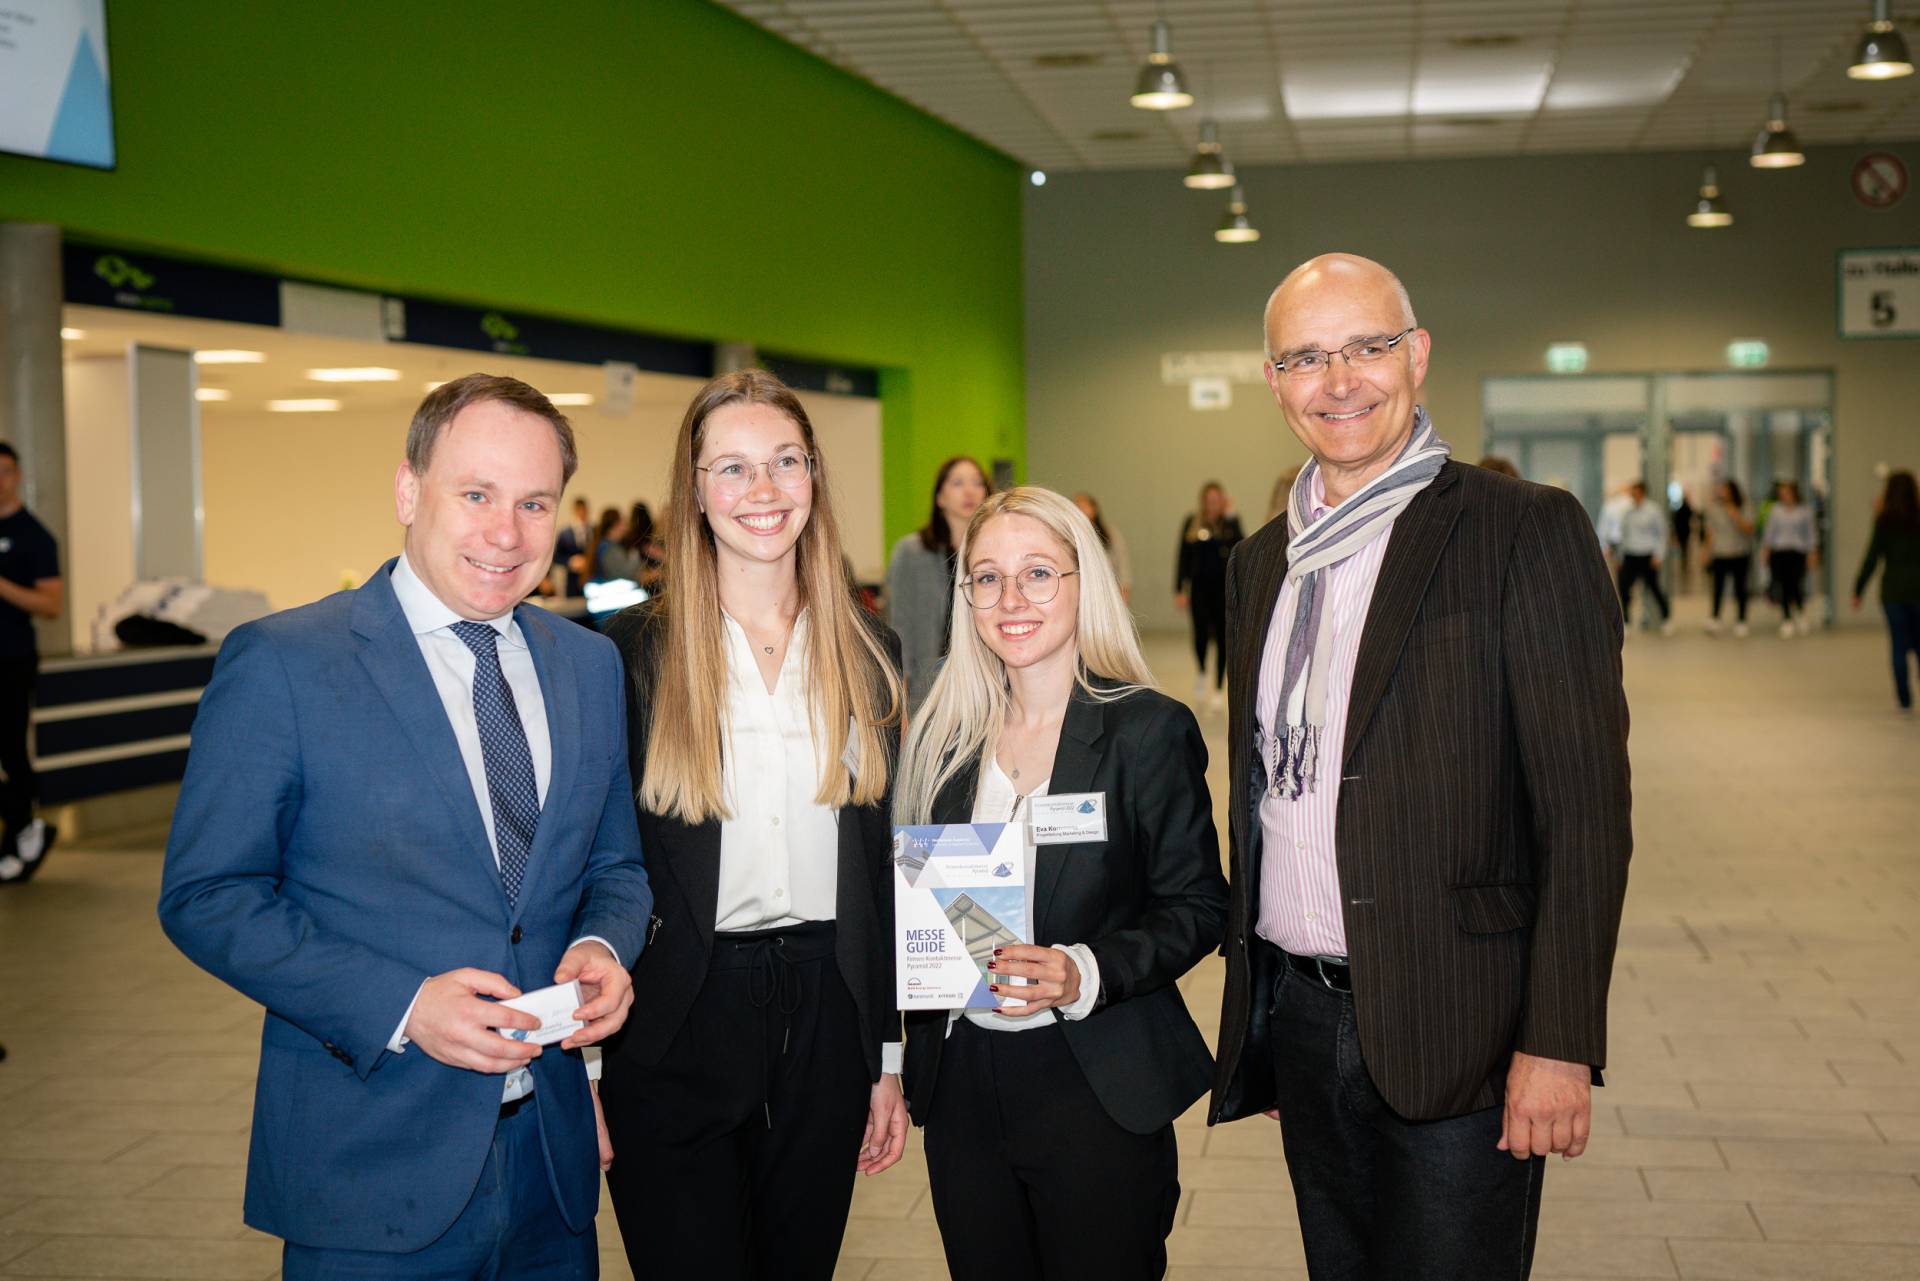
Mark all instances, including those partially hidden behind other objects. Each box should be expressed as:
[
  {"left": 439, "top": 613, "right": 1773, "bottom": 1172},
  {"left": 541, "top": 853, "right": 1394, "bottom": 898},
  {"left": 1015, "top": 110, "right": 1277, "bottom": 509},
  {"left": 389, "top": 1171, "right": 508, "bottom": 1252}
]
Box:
[{"left": 893, "top": 823, "right": 1030, "bottom": 1010}]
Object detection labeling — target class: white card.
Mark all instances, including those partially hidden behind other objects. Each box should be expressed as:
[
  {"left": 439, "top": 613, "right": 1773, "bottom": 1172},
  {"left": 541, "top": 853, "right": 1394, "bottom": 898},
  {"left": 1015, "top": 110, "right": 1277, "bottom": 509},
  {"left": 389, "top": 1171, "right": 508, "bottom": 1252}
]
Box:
[
  {"left": 1027, "top": 792, "right": 1108, "bottom": 844},
  {"left": 493, "top": 979, "right": 585, "bottom": 1046}
]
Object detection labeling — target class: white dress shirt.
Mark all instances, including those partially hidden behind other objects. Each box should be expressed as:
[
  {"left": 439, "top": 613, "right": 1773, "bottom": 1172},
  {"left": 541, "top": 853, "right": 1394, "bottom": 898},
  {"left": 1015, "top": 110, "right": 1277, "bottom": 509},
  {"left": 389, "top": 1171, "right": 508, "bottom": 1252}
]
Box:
[
  {"left": 384, "top": 554, "right": 614, "bottom": 1099},
  {"left": 1255, "top": 472, "right": 1391, "bottom": 959},
  {"left": 956, "top": 756, "right": 1100, "bottom": 1032},
  {"left": 717, "top": 611, "right": 904, "bottom": 1075}
]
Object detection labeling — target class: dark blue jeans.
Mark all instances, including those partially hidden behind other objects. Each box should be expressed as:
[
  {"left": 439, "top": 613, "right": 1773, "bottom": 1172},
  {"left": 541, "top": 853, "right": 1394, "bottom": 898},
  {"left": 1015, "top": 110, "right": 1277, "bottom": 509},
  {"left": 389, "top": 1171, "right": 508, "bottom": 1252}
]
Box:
[
  {"left": 1266, "top": 948, "right": 1544, "bottom": 1280},
  {"left": 282, "top": 1101, "right": 595, "bottom": 1280},
  {"left": 1887, "top": 602, "right": 1920, "bottom": 709}
]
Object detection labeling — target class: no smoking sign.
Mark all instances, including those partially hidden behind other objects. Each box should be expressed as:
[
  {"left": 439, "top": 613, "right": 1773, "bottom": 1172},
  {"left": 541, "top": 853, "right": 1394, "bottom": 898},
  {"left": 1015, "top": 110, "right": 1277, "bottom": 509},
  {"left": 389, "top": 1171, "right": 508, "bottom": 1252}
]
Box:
[{"left": 1852, "top": 152, "right": 1908, "bottom": 210}]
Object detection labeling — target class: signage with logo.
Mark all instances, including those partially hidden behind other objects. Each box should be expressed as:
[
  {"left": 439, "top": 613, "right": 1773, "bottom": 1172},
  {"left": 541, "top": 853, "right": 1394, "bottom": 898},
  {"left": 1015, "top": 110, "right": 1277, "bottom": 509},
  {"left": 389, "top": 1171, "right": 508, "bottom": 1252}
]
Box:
[
  {"left": 62, "top": 243, "right": 281, "bottom": 325},
  {"left": 385, "top": 296, "right": 713, "bottom": 377},
  {"left": 1161, "top": 351, "right": 1270, "bottom": 385},
  {"left": 1838, "top": 247, "right": 1920, "bottom": 339},
  {"left": 1545, "top": 343, "right": 1589, "bottom": 374},
  {"left": 1725, "top": 339, "right": 1770, "bottom": 369},
  {"left": 759, "top": 351, "right": 880, "bottom": 399}
]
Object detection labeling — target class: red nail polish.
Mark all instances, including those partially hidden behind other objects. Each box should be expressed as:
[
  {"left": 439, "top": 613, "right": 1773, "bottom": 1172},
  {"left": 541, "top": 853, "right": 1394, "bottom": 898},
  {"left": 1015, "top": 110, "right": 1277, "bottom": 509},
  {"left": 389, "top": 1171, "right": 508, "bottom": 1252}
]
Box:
[
  {"left": 986, "top": 961, "right": 997, "bottom": 970},
  {"left": 989, "top": 984, "right": 999, "bottom": 992},
  {"left": 993, "top": 948, "right": 1003, "bottom": 957}
]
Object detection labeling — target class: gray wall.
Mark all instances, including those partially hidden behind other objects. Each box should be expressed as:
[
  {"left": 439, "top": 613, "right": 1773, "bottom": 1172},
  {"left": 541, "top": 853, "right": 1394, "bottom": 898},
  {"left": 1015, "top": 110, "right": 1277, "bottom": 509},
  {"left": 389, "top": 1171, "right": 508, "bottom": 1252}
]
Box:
[{"left": 1024, "top": 144, "right": 1920, "bottom": 635}]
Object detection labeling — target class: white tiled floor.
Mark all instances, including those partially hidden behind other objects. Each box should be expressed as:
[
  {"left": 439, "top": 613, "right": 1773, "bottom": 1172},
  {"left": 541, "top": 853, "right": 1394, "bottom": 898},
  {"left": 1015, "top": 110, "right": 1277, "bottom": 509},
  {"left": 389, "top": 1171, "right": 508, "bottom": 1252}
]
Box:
[{"left": 1, "top": 620, "right": 1915, "bottom": 1279}]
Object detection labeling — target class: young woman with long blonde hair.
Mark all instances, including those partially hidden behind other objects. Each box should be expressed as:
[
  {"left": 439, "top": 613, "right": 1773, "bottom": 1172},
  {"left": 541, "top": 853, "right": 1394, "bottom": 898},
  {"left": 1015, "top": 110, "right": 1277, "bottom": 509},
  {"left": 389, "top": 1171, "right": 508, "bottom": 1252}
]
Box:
[
  {"left": 896, "top": 486, "right": 1228, "bottom": 1281},
  {"left": 597, "top": 369, "right": 906, "bottom": 1280}
]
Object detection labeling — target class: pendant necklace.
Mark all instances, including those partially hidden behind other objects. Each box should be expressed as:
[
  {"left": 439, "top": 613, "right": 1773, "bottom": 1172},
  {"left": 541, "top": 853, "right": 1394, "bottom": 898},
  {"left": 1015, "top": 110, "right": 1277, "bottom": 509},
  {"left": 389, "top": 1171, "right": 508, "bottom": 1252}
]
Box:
[{"left": 763, "top": 645, "right": 774, "bottom": 655}]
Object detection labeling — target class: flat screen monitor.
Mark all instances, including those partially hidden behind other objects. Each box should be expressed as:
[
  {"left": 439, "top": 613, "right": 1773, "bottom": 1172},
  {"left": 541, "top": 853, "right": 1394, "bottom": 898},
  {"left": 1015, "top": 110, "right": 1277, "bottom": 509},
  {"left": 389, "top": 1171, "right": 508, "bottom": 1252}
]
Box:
[{"left": 0, "top": 1, "right": 115, "bottom": 170}]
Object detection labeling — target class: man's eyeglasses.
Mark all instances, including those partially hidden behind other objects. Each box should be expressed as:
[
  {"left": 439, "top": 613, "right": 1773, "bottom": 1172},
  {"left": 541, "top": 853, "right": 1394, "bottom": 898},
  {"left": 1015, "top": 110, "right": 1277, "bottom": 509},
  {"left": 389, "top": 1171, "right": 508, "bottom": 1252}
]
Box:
[
  {"left": 961, "top": 565, "right": 1079, "bottom": 609},
  {"left": 694, "top": 450, "right": 814, "bottom": 499},
  {"left": 1270, "top": 328, "right": 1416, "bottom": 379}
]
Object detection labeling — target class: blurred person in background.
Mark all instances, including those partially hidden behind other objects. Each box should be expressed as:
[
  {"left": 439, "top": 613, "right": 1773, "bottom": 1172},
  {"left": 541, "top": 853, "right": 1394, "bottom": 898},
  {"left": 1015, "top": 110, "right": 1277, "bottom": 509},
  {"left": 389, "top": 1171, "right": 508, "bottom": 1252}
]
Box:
[
  {"left": 1174, "top": 481, "right": 1243, "bottom": 709},
  {"left": 1072, "top": 491, "right": 1132, "bottom": 603},
  {"left": 1615, "top": 479, "right": 1674, "bottom": 636},
  {"left": 1853, "top": 469, "right": 1920, "bottom": 713},
  {"left": 554, "top": 494, "right": 593, "bottom": 596},
  {"left": 0, "top": 442, "right": 62, "bottom": 886},
  {"left": 888, "top": 456, "right": 990, "bottom": 716},
  {"left": 584, "top": 506, "right": 639, "bottom": 584},
  {"left": 1703, "top": 479, "right": 1754, "bottom": 637},
  {"left": 622, "top": 501, "right": 666, "bottom": 588},
  {"left": 1671, "top": 486, "right": 1697, "bottom": 594},
  {"left": 1265, "top": 466, "right": 1302, "bottom": 527},
  {"left": 1761, "top": 480, "right": 1817, "bottom": 638}
]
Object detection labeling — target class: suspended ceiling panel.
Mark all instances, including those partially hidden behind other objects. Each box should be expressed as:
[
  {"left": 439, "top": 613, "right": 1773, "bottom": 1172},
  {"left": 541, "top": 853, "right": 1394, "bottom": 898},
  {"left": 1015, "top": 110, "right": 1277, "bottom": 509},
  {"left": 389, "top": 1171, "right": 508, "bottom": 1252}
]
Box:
[{"left": 713, "top": 0, "right": 1920, "bottom": 168}]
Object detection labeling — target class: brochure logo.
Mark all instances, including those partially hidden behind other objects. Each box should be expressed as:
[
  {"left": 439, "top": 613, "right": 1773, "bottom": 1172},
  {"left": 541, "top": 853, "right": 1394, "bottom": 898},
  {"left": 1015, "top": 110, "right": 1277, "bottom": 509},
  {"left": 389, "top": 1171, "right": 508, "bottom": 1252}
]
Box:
[
  {"left": 992, "top": 862, "right": 1013, "bottom": 878},
  {"left": 1076, "top": 800, "right": 1096, "bottom": 814}
]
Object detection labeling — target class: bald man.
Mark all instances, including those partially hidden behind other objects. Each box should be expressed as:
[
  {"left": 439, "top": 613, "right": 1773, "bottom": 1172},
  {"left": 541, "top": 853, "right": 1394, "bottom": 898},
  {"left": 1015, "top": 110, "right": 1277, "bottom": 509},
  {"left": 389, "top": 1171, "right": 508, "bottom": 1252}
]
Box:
[{"left": 1207, "top": 255, "right": 1631, "bottom": 1279}]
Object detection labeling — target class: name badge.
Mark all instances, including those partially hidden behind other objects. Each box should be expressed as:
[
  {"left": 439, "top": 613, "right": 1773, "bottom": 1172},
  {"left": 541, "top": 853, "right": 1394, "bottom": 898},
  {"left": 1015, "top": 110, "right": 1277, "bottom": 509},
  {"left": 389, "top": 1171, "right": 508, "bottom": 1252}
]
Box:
[{"left": 1028, "top": 792, "right": 1108, "bottom": 845}]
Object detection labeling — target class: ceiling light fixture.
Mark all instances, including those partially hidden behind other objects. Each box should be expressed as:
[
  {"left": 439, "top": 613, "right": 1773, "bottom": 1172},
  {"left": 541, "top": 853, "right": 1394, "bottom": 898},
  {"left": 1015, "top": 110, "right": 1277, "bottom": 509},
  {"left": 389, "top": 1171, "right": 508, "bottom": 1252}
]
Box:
[
  {"left": 1215, "top": 184, "right": 1260, "bottom": 243},
  {"left": 546, "top": 393, "right": 595, "bottom": 407},
  {"left": 1130, "top": 18, "right": 1193, "bottom": 110},
  {"left": 1686, "top": 165, "right": 1734, "bottom": 227},
  {"left": 1185, "top": 118, "right": 1235, "bottom": 189},
  {"left": 1849, "top": 0, "right": 1913, "bottom": 79},
  {"left": 194, "top": 387, "right": 232, "bottom": 402},
  {"left": 194, "top": 349, "right": 266, "bottom": 365},
  {"left": 268, "top": 399, "right": 342, "bottom": 413},
  {"left": 60, "top": 327, "right": 85, "bottom": 340},
  {"left": 1749, "top": 93, "right": 1805, "bottom": 168},
  {"left": 305, "top": 367, "right": 402, "bottom": 382}
]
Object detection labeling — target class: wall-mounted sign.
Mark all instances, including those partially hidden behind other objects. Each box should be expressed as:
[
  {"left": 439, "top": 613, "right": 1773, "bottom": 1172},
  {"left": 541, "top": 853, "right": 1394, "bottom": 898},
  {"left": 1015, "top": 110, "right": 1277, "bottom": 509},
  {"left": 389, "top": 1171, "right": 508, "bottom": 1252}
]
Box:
[
  {"left": 1851, "top": 152, "right": 1908, "bottom": 210},
  {"left": 1838, "top": 247, "right": 1920, "bottom": 339},
  {"left": 1189, "top": 377, "right": 1231, "bottom": 410},
  {"left": 1725, "top": 339, "right": 1770, "bottom": 369},
  {"left": 1160, "top": 351, "right": 1269, "bottom": 385},
  {"left": 1545, "top": 342, "right": 1589, "bottom": 374},
  {"left": 63, "top": 243, "right": 280, "bottom": 325},
  {"left": 385, "top": 296, "right": 713, "bottom": 376},
  {"left": 759, "top": 351, "right": 880, "bottom": 399}
]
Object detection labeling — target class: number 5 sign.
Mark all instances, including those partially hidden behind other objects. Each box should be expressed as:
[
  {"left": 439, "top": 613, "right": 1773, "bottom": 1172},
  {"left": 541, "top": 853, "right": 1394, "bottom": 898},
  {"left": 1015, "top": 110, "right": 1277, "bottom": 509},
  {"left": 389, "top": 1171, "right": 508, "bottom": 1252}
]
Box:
[{"left": 1838, "top": 248, "right": 1920, "bottom": 339}]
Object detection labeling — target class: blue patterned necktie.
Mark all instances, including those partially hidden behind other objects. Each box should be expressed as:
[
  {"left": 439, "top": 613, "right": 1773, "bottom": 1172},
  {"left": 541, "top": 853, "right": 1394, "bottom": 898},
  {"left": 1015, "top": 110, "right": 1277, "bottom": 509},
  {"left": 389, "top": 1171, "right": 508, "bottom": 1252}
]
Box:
[{"left": 450, "top": 621, "right": 540, "bottom": 907}]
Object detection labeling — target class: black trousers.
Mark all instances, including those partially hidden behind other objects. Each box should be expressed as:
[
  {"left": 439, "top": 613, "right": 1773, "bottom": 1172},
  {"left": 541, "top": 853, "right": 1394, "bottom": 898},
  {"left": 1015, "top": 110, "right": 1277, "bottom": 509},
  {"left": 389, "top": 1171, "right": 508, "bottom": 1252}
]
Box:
[
  {"left": 1615, "top": 555, "right": 1669, "bottom": 623},
  {"left": 1770, "top": 550, "right": 1807, "bottom": 618},
  {"left": 1189, "top": 581, "right": 1228, "bottom": 687},
  {"left": 1709, "top": 554, "right": 1750, "bottom": 621},
  {"left": 1264, "top": 943, "right": 1545, "bottom": 1281},
  {"left": 923, "top": 1018, "right": 1180, "bottom": 1281},
  {"left": 0, "top": 656, "right": 38, "bottom": 846},
  {"left": 600, "top": 921, "right": 871, "bottom": 1281}
]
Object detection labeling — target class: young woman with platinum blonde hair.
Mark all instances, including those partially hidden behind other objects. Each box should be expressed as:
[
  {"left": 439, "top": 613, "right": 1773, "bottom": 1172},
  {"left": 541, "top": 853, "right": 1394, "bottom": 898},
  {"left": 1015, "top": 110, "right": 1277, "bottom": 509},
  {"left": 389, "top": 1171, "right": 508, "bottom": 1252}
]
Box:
[{"left": 895, "top": 486, "right": 1228, "bottom": 1281}]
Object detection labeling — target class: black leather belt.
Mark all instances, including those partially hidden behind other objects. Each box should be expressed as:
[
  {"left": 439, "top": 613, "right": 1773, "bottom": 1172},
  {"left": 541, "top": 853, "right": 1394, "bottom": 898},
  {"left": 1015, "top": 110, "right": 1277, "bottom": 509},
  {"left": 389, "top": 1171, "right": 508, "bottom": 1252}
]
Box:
[{"left": 1281, "top": 948, "right": 1351, "bottom": 993}]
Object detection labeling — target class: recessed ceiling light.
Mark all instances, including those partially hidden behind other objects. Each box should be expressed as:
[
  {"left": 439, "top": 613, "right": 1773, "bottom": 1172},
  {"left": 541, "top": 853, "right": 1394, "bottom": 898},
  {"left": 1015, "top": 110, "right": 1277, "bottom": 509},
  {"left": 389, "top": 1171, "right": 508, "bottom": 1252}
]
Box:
[
  {"left": 268, "top": 399, "right": 341, "bottom": 413},
  {"left": 1448, "top": 33, "right": 1522, "bottom": 49},
  {"left": 194, "top": 387, "right": 232, "bottom": 402},
  {"left": 547, "top": 393, "right": 594, "bottom": 407},
  {"left": 306, "top": 367, "right": 401, "bottom": 382},
  {"left": 1805, "top": 99, "right": 1869, "bottom": 114},
  {"left": 1091, "top": 129, "right": 1149, "bottom": 142},
  {"left": 60, "top": 327, "right": 85, "bottom": 340},
  {"left": 194, "top": 350, "right": 266, "bottom": 365}
]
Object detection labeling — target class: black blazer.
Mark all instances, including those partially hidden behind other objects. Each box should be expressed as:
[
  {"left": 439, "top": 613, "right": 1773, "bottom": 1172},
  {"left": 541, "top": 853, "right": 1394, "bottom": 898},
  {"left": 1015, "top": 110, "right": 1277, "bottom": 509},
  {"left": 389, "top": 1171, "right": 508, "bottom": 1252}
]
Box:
[
  {"left": 904, "top": 680, "right": 1229, "bottom": 1135},
  {"left": 1210, "top": 461, "right": 1633, "bottom": 1126},
  {"left": 598, "top": 598, "right": 901, "bottom": 1083}
]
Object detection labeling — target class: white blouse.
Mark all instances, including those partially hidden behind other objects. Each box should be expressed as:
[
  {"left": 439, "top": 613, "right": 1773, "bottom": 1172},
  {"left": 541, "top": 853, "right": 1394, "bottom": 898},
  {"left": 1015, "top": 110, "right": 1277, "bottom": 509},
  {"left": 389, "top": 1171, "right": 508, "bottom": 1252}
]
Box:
[{"left": 715, "top": 612, "right": 841, "bottom": 933}]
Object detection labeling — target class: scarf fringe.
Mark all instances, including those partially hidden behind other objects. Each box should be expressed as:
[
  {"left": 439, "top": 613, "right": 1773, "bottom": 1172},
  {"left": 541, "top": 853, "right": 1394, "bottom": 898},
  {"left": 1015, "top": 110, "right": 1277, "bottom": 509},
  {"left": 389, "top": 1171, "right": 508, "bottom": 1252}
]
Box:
[{"left": 1272, "top": 723, "right": 1321, "bottom": 801}]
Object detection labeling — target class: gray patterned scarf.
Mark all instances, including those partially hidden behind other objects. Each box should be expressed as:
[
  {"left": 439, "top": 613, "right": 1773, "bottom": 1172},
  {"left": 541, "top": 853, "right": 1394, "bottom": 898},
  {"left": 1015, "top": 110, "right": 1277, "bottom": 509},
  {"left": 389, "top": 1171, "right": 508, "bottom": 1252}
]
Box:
[{"left": 1266, "top": 407, "right": 1452, "bottom": 798}]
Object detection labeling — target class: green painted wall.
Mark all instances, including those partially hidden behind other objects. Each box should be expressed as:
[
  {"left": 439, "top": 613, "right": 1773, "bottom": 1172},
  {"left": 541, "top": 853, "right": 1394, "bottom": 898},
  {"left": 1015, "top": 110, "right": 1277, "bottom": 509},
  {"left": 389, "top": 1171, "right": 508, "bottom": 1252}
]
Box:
[{"left": 0, "top": 0, "right": 1025, "bottom": 544}]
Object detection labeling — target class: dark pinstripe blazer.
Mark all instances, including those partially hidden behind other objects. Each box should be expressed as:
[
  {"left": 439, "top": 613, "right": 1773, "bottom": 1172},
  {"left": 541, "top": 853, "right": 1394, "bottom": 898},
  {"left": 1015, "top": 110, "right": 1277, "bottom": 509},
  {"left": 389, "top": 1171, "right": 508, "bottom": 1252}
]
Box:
[{"left": 1208, "top": 460, "right": 1632, "bottom": 1125}]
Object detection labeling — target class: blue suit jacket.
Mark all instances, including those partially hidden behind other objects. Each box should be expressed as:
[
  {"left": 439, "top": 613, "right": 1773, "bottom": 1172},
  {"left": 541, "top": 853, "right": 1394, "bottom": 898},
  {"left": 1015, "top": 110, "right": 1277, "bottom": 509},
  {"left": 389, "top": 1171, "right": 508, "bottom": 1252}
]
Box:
[{"left": 158, "top": 560, "right": 652, "bottom": 1252}]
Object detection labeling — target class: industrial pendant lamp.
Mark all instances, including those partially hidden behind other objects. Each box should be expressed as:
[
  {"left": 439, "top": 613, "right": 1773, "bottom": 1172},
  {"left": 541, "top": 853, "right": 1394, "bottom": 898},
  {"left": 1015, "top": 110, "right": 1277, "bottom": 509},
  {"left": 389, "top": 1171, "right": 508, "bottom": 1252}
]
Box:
[
  {"left": 1848, "top": 0, "right": 1913, "bottom": 79},
  {"left": 1749, "top": 93, "right": 1805, "bottom": 168},
  {"left": 1686, "top": 166, "right": 1734, "bottom": 227},
  {"left": 1131, "top": 18, "right": 1194, "bottom": 110},
  {"left": 1185, "top": 119, "right": 1235, "bottom": 189},
  {"left": 1215, "top": 184, "right": 1260, "bottom": 243}
]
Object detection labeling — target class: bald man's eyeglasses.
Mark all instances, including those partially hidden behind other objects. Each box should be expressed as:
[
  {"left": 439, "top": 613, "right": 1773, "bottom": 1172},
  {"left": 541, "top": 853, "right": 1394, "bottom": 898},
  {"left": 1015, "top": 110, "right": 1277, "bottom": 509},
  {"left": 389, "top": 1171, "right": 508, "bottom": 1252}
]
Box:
[{"left": 1270, "top": 328, "right": 1415, "bottom": 379}]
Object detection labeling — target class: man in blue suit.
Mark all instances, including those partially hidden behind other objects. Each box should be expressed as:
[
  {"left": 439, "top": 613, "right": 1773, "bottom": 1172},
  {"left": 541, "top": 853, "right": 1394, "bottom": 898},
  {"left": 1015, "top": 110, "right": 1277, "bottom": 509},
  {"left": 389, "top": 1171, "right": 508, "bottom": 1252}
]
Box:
[{"left": 160, "top": 373, "right": 652, "bottom": 1278}]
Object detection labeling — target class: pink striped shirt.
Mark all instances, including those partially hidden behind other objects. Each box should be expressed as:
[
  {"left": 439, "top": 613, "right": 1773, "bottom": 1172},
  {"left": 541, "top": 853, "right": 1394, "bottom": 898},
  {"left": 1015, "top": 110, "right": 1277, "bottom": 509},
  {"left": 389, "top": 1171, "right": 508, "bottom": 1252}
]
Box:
[{"left": 1255, "top": 473, "right": 1394, "bottom": 958}]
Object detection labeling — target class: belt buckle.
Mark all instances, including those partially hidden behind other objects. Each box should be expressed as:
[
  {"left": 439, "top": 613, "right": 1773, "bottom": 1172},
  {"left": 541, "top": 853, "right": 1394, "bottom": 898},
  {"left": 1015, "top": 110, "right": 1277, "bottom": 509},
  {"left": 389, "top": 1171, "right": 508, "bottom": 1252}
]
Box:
[{"left": 1315, "top": 956, "right": 1345, "bottom": 992}]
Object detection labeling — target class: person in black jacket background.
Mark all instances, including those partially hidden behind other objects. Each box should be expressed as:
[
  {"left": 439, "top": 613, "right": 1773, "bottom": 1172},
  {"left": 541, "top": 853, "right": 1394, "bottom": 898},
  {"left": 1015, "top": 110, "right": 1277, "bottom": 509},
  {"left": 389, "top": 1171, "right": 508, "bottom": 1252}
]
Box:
[
  {"left": 895, "top": 486, "right": 1228, "bottom": 1281},
  {"left": 1174, "top": 481, "right": 1243, "bottom": 710},
  {"left": 598, "top": 370, "right": 908, "bottom": 1281}
]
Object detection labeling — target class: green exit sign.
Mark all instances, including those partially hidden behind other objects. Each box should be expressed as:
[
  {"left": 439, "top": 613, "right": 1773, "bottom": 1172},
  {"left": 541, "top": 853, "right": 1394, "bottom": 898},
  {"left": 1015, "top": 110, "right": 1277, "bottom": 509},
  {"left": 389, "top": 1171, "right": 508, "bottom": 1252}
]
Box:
[
  {"left": 1545, "top": 343, "right": 1589, "bottom": 374},
  {"left": 1726, "top": 339, "right": 1770, "bottom": 368}
]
